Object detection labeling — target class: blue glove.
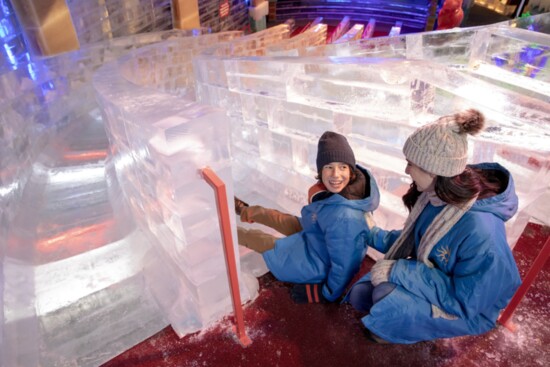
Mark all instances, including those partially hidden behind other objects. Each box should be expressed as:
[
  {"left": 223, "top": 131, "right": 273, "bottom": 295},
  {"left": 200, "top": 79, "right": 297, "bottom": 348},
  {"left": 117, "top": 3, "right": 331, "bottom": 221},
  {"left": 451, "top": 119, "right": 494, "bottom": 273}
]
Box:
[{"left": 290, "top": 284, "right": 328, "bottom": 304}]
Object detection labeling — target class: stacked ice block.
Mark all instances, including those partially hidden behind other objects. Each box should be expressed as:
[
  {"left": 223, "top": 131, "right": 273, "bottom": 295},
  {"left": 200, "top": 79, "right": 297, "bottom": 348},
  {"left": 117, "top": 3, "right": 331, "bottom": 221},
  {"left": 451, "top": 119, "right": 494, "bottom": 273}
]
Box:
[
  {"left": 192, "top": 24, "right": 291, "bottom": 110},
  {"left": 266, "top": 23, "right": 328, "bottom": 56},
  {"left": 3, "top": 8, "right": 550, "bottom": 367},
  {"left": 193, "top": 24, "right": 326, "bottom": 275},
  {"left": 66, "top": 0, "right": 173, "bottom": 44},
  {"left": 92, "top": 31, "right": 257, "bottom": 338},
  {"left": 1, "top": 29, "right": 217, "bottom": 367},
  {"left": 197, "top": 14, "right": 550, "bottom": 266},
  {"left": 333, "top": 24, "right": 366, "bottom": 44}
]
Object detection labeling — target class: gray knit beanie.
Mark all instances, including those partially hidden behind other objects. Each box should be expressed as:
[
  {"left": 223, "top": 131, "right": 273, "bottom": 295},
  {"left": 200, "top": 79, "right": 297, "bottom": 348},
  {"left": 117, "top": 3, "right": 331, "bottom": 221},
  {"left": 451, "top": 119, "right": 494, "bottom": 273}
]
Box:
[
  {"left": 316, "top": 131, "right": 356, "bottom": 172},
  {"left": 403, "top": 109, "right": 485, "bottom": 177}
]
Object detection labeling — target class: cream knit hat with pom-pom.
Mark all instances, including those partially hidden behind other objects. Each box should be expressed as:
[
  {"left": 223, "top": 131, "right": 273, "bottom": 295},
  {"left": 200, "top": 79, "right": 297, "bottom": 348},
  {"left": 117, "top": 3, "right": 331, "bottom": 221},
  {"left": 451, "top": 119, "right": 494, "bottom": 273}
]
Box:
[{"left": 403, "top": 109, "right": 485, "bottom": 177}]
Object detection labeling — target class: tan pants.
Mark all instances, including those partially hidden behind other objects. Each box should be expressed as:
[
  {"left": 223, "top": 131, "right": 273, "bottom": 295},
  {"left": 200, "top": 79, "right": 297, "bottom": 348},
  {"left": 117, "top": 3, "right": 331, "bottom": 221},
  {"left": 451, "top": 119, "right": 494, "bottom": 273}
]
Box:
[
  {"left": 240, "top": 206, "right": 302, "bottom": 236},
  {"left": 237, "top": 206, "right": 302, "bottom": 253}
]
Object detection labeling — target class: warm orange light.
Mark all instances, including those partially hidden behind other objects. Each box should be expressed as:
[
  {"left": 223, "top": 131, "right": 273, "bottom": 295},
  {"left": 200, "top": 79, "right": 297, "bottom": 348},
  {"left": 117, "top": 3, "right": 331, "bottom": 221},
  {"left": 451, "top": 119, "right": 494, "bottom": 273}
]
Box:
[
  {"left": 62, "top": 150, "right": 108, "bottom": 161},
  {"left": 36, "top": 220, "right": 114, "bottom": 253}
]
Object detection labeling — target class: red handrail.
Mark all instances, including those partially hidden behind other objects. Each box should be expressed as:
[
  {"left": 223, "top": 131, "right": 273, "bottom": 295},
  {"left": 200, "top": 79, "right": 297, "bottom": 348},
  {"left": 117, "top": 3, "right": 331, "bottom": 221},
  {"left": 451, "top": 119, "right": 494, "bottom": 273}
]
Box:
[
  {"left": 498, "top": 231, "right": 550, "bottom": 331},
  {"left": 201, "top": 167, "right": 251, "bottom": 346}
]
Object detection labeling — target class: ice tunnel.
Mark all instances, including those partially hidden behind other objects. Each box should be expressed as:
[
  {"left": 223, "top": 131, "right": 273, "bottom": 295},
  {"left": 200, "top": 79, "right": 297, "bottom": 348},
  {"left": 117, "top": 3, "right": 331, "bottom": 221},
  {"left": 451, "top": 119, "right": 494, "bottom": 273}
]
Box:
[{"left": 2, "top": 1, "right": 550, "bottom": 366}]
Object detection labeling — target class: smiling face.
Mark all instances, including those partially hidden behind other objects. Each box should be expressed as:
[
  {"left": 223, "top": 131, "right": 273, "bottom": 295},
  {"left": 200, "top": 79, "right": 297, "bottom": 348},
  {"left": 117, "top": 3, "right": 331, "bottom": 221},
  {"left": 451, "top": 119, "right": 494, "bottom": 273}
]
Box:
[
  {"left": 321, "top": 162, "right": 351, "bottom": 193},
  {"left": 405, "top": 160, "right": 436, "bottom": 192}
]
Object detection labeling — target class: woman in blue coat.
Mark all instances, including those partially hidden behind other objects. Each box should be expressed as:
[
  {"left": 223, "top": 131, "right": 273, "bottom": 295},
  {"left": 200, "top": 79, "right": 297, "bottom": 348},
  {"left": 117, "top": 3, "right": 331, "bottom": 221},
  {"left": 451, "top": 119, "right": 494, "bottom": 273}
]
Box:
[
  {"left": 237, "top": 131, "right": 380, "bottom": 303},
  {"left": 346, "top": 109, "right": 521, "bottom": 344}
]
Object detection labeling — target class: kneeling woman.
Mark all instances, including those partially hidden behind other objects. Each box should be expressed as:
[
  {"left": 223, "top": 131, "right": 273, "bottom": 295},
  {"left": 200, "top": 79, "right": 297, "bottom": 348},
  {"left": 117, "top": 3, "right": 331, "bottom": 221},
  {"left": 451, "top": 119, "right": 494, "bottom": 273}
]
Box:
[{"left": 347, "top": 109, "right": 521, "bottom": 344}]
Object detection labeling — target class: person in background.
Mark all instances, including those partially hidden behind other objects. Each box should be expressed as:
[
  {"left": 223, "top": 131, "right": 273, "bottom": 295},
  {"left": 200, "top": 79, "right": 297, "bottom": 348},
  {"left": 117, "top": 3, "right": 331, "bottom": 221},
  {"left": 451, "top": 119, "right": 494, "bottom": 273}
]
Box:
[
  {"left": 346, "top": 109, "right": 521, "bottom": 344},
  {"left": 437, "top": 0, "right": 464, "bottom": 30},
  {"left": 236, "top": 131, "right": 380, "bottom": 303}
]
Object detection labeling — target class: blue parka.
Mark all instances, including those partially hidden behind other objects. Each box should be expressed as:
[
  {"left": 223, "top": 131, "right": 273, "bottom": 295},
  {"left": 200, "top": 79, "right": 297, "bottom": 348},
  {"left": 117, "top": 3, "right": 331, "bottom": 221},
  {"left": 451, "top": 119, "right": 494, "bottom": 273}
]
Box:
[
  {"left": 351, "top": 162, "right": 521, "bottom": 343},
  {"left": 262, "top": 165, "right": 380, "bottom": 302}
]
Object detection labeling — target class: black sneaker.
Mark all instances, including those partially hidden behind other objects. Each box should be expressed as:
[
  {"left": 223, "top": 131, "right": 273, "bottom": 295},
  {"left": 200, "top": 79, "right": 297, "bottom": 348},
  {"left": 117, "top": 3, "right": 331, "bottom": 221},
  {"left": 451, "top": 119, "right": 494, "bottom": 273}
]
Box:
[{"left": 234, "top": 197, "right": 249, "bottom": 215}]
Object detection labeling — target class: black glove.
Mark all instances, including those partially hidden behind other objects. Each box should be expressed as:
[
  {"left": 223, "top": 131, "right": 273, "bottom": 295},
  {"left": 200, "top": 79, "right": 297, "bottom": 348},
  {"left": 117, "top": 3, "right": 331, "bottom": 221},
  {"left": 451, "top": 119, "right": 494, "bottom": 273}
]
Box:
[{"left": 290, "top": 284, "right": 328, "bottom": 304}]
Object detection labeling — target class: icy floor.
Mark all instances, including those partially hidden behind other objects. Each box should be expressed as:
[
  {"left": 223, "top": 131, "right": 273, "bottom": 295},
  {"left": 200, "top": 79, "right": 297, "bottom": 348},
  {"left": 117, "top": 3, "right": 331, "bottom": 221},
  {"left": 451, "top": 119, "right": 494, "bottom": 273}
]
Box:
[{"left": 102, "top": 223, "right": 550, "bottom": 367}]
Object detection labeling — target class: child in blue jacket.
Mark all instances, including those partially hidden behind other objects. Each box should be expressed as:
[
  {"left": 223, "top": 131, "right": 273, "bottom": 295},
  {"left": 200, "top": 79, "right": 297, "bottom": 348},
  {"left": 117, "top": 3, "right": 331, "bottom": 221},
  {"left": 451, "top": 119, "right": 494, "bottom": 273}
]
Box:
[
  {"left": 346, "top": 109, "right": 521, "bottom": 344},
  {"left": 237, "top": 131, "right": 380, "bottom": 303}
]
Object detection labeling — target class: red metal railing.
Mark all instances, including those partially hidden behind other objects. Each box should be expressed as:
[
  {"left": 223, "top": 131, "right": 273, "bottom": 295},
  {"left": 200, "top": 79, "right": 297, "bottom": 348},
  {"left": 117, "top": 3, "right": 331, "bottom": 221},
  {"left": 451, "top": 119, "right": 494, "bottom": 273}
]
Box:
[{"left": 202, "top": 167, "right": 251, "bottom": 346}]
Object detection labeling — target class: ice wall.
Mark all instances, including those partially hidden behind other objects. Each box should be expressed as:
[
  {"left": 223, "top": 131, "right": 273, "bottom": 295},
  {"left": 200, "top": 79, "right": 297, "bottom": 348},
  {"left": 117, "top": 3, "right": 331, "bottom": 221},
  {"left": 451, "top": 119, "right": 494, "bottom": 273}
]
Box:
[
  {"left": 1, "top": 29, "right": 219, "bottom": 367},
  {"left": 265, "top": 23, "right": 328, "bottom": 56},
  {"left": 90, "top": 24, "right": 300, "bottom": 335},
  {"left": 65, "top": 0, "right": 173, "bottom": 45},
  {"left": 3, "top": 9, "right": 550, "bottom": 367},
  {"left": 92, "top": 30, "right": 259, "bottom": 338},
  {"left": 1, "top": 20, "right": 294, "bottom": 366},
  {"left": 196, "top": 14, "right": 550, "bottom": 263}
]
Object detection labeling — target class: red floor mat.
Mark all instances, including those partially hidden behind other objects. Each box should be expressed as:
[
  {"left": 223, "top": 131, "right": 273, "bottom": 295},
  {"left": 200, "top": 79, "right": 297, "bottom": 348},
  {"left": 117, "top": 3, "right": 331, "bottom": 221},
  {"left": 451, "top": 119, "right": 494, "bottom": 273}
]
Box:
[{"left": 102, "top": 223, "right": 550, "bottom": 367}]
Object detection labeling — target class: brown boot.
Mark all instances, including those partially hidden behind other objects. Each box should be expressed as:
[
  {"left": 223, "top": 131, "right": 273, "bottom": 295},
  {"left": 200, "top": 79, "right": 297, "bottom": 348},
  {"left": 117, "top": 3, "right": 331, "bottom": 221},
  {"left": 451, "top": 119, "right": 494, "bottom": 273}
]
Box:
[
  {"left": 237, "top": 227, "right": 277, "bottom": 253},
  {"left": 234, "top": 197, "right": 249, "bottom": 216},
  {"left": 239, "top": 206, "right": 302, "bottom": 236}
]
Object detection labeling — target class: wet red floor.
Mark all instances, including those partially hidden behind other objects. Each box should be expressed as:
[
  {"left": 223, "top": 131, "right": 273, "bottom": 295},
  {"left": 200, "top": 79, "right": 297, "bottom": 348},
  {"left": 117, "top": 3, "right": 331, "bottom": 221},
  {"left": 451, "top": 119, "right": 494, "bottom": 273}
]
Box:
[{"left": 102, "top": 223, "right": 550, "bottom": 367}]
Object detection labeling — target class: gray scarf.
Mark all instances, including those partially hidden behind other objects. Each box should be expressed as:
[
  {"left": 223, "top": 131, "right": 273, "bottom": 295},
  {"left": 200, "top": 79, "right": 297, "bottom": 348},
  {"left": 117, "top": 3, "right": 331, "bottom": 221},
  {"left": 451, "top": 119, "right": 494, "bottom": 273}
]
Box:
[{"left": 384, "top": 191, "right": 477, "bottom": 267}]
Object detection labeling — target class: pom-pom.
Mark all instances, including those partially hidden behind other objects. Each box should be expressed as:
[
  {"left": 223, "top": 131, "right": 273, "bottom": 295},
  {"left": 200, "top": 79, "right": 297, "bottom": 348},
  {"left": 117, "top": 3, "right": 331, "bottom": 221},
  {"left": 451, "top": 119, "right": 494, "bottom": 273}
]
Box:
[{"left": 455, "top": 109, "right": 485, "bottom": 135}]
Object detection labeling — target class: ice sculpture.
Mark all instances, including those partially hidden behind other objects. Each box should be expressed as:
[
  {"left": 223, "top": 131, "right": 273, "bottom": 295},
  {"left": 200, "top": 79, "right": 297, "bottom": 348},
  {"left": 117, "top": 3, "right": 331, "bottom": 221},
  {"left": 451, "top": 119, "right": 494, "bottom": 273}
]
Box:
[
  {"left": 198, "top": 14, "right": 550, "bottom": 263},
  {"left": 334, "top": 24, "right": 366, "bottom": 44},
  {"left": 92, "top": 32, "right": 256, "bottom": 338},
  {"left": 266, "top": 23, "right": 328, "bottom": 56},
  {"left": 0, "top": 28, "right": 232, "bottom": 367},
  {"left": 65, "top": 0, "right": 173, "bottom": 44},
  {"left": 3, "top": 9, "right": 550, "bottom": 367}
]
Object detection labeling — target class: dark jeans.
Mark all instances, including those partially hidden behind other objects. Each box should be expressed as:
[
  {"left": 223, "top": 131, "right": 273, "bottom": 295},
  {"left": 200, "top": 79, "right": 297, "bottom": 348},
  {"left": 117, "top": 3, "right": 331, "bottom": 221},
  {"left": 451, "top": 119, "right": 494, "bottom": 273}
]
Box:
[{"left": 349, "top": 281, "right": 396, "bottom": 313}]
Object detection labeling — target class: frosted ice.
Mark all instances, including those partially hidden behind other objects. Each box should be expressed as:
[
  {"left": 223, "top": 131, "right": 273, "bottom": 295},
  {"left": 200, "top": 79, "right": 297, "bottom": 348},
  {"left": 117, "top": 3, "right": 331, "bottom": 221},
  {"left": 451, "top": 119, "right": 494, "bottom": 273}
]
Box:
[
  {"left": 334, "top": 24, "right": 366, "bottom": 44},
  {"left": 201, "top": 14, "right": 550, "bottom": 254},
  {"left": 328, "top": 16, "right": 351, "bottom": 44},
  {"left": 4, "top": 10, "right": 550, "bottom": 367},
  {"left": 1, "top": 28, "right": 254, "bottom": 367},
  {"left": 94, "top": 53, "right": 256, "bottom": 341},
  {"left": 266, "top": 24, "right": 328, "bottom": 56}
]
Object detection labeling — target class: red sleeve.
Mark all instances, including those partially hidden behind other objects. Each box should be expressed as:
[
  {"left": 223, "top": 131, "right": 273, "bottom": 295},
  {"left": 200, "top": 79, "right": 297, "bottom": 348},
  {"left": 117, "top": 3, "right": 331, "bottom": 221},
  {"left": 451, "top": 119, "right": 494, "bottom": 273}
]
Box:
[{"left": 308, "top": 182, "right": 328, "bottom": 204}]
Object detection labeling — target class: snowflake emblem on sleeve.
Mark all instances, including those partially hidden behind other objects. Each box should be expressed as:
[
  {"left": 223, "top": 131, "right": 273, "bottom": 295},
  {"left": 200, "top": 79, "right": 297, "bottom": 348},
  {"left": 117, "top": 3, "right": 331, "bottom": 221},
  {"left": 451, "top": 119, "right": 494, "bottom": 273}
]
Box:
[{"left": 436, "top": 245, "right": 451, "bottom": 264}]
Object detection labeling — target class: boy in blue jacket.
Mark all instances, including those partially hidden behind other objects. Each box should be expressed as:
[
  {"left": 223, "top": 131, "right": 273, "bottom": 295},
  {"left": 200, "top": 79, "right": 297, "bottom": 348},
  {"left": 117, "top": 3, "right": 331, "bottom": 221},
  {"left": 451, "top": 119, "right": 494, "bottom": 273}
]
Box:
[
  {"left": 347, "top": 109, "right": 521, "bottom": 344},
  {"left": 237, "top": 131, "right": 380, "bottom": 303}
]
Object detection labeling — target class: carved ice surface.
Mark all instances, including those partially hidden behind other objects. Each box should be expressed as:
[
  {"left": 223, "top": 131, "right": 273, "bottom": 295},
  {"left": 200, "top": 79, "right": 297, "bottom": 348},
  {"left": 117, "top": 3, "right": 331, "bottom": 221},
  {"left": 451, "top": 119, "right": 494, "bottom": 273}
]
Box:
[
  {"left": 3, "top": 10, "right": 550, "bottom": 367},
  {"left": 266, "top": 24, "right": 328, "bottom": 56},
  {"left": 93, "top": 37, "right": 258, "bottom": 340},
  {"left": 5, "top": 7, "right": 204, "bottom": 367},
  {"left": 202, "top": 14, "right": 550, "bottom": 253}
]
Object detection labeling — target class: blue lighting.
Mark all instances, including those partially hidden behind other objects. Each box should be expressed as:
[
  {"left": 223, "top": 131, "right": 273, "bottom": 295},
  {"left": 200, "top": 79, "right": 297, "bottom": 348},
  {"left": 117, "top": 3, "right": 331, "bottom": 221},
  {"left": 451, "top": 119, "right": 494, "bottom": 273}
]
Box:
[
  {"left": 1, "top": 0, "right": 31, "bottom": 70},
  {"left": 0, "top": 0, "right": 9, "bottom": 15},
  {"left": 0, "top": 17, "right": 10, "bottom": 37},
  {"left": 3, "top": 40, "right": 15, "bottom": 65},
  {"left": 492, "top": 44, "right": 549, "bottom": 79},
  {"left": 27, "top": 61, "right": 39, "bottom": 81}
]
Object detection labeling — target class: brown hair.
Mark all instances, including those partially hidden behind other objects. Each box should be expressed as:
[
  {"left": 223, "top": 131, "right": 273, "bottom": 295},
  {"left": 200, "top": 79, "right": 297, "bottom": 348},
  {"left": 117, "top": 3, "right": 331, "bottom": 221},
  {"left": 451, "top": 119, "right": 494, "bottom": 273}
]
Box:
[{"left": 402, "top": 167, "right": 505, "bottom": 212}]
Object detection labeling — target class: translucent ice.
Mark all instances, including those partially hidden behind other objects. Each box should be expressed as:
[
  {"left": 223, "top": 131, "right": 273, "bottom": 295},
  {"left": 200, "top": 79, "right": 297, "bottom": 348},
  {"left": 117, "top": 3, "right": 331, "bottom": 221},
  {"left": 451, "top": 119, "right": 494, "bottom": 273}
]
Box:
[{"left": 4, "top": 11, "right": 550, "bottom": 367}]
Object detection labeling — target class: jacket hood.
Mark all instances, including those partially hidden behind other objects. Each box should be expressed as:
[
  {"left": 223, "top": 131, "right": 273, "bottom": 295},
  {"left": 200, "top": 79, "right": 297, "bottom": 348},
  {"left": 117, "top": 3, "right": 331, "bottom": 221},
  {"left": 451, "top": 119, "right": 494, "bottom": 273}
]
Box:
[{"left": 469, "top": 162, "right": 518, "bottom": 222}]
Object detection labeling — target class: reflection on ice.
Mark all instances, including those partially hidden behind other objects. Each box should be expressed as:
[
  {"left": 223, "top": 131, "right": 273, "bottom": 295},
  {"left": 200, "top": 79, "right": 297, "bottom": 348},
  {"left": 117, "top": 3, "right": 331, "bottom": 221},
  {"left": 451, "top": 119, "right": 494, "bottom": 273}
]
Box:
[{"left": 4, "top": 11, "right": 550, "bottom": 367}]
